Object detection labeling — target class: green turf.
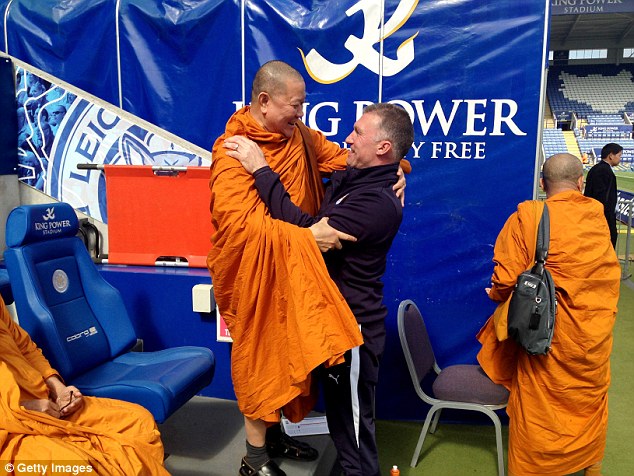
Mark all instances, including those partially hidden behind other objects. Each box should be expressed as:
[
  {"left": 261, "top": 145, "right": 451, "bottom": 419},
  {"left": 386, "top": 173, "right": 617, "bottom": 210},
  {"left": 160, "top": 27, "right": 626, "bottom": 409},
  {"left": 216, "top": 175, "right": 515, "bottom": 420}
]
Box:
[
  {"left": 377, "top": 281, "right": 634, "bottom": 475},
  {"left": 615, "top": 172, "right": 634, "bottom": 193}
]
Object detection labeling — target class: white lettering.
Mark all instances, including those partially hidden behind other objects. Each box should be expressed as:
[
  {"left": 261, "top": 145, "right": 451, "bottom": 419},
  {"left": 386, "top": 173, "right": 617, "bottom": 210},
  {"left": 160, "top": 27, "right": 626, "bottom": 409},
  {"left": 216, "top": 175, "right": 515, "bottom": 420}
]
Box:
[
  {"left": 353, "top": 100, "right": 374, "bottom": 120},
  {"left": 307, "top": 102, "right": 341, "bottom": 136},
  {"left": 412, "top": 99, "right": 462, "bottom": 136},
  {"left": 490, "top": 99, "right": 527, "bottom": 136},
  {"left": 410, "top": 141, "right": 425, "bottom": 158},
  {"left": 430, "top": 142, "right": 486, "bottom": 159},
  {"left": 35, "top": 220, "right": 72, "bottom": 232},
  {"left": 67, "top": 326, "right": 99, "bottom": 342},
  {"left": 17, "top": 463, "right": 48, "bottom": 473},
  {"left": 464, "top": 99, "right": 488, "bottom": 136},
  {"left": 229, "top": 96, "right": 526, "bottom": 158}
]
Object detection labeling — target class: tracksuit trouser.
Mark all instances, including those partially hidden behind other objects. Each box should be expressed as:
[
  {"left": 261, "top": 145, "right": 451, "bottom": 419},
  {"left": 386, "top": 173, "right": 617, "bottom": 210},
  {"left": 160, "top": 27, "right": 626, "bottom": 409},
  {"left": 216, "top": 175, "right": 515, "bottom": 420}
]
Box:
[{"left": 319, "top": 322, "right": 385, "bottom": 476}]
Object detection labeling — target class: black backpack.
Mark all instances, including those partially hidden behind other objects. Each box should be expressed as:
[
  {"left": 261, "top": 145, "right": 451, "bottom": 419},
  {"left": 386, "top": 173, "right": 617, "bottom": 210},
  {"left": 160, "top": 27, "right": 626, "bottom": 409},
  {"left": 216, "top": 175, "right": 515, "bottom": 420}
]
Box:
[{"left": 507, "top": 203, "right": 557, "bottom": 355}]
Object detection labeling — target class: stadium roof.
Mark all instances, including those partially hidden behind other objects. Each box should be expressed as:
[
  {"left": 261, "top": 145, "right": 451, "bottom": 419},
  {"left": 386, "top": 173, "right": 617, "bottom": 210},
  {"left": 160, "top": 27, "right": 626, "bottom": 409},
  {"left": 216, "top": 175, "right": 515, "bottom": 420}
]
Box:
[{"left": 550, "top": 13, "right": 634, "bottom": 50}]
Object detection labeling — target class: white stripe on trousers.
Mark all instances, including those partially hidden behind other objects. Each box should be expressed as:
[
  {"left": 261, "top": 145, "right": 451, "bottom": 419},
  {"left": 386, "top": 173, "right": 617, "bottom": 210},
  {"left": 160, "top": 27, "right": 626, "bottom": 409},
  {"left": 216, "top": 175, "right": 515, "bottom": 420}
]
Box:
[{"left": 349, "top": 344, "right": 361, "bottom": 447}]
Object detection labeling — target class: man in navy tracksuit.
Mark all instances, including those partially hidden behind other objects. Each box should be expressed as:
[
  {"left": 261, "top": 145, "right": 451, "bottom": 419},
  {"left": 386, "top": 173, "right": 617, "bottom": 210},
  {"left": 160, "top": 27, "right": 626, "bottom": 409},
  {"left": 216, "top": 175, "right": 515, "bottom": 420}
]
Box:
[{"left": 227, "top": 103, "right": 414, "bottom": 476}]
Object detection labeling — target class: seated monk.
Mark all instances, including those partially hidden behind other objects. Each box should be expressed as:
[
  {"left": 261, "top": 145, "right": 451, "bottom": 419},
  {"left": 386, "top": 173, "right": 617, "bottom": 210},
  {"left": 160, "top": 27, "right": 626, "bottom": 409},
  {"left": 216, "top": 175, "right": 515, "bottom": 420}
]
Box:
[{"left": 0, "top": 295, "right": 169, "bottom": 475}]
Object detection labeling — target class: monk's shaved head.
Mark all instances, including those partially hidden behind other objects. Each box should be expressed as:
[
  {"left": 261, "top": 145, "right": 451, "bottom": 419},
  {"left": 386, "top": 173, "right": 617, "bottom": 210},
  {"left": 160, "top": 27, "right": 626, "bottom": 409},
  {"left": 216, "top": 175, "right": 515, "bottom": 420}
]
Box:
[
  {"left": 542, "top": 153, "right": 583, "bottom": 196},
  {"left": 251, "top": 61, "right": 305, "bottom": 102}
]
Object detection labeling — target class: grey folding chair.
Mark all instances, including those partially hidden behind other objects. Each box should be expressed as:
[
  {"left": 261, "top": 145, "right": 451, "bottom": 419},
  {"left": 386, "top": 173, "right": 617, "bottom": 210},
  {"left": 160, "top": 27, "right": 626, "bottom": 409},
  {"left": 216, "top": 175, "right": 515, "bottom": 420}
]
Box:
[{"left": 397, "top": 299, "right": 509, "bottom": 476}]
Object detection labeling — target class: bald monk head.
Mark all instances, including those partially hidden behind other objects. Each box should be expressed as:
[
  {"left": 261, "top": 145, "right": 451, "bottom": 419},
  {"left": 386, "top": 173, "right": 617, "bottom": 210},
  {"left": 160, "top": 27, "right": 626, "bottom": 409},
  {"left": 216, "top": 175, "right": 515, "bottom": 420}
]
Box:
[
  {"left": 250, "top": 61, "right": 306, "bottom": 138},
  {"left": 541, "top": 153, "right": 584, "bottom": 198}
]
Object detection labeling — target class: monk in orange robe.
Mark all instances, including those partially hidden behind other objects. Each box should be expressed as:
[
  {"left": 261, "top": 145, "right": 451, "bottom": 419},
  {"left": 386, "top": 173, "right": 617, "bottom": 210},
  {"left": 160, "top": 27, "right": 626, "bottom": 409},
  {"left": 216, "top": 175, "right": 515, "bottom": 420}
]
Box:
[
  {"left": 0, "top": 295, "right": 169, "bottom": 476},
  {"left": 477, "top": 153, "right": 621, "bottom": 476},
  {"left": 207, "top": 60, "right": 368, "bottom": 475}
]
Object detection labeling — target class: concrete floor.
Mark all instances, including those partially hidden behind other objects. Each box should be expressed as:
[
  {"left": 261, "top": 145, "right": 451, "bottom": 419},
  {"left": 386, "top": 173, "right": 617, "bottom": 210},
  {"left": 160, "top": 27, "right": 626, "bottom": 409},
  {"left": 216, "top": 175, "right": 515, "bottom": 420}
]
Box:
[{"left": 160, "top": 396, "right": 337, "bottom": 476}]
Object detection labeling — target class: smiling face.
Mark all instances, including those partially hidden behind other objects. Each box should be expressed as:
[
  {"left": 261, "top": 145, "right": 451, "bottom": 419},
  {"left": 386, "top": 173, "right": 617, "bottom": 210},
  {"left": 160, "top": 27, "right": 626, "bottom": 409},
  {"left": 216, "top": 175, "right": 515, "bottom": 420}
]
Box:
[
  {"left": 259, "top": 78, "right": 306, "bottom": 138},
  {"left": 345, "top": 112, "right": 388, "bottom": 169}
]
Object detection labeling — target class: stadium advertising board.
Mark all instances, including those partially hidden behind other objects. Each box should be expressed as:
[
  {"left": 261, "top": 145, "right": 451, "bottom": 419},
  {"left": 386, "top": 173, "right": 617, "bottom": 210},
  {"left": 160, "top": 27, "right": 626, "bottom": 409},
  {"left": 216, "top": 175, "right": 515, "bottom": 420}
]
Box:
[
  {"left": 591, "top": 147, "right": 634, "bottom": 161},
  {"left": 617, "top": 190, "right": 634, "bottom": 223},
  {"left": 551, "top": 0, "right": 634, "bottom": 15},
  {"left": 585, "top": 124, "right": 633, "bottom": 138}
]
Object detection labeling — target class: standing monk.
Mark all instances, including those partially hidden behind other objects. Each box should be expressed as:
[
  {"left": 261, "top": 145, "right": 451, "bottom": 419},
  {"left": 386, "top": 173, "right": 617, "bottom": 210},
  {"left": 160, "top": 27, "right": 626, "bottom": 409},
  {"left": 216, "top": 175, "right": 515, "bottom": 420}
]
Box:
[
  {"left": 477, "top": 153, "right": 621, "bottom": 476},
  {"left": 207, "top": 60, "right": 366, "bottom": 476}
]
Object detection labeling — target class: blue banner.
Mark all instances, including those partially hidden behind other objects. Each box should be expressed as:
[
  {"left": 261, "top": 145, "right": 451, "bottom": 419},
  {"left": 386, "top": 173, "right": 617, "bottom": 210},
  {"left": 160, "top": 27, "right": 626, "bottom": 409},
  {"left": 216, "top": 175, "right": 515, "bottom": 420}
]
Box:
[
  {"left": 0, "top": 57, "right": 17, "bottom": 175},
  {"left": 244, "top": 0, "right": 548, "bottom": 418},
  {"left": 4, "top": 0, "right": 549, "bottom": 420},
  {"left": 4, "top": 0, "right": 119, "bottom": 105},
  {"left": 118, "top": 0, "right": 240, "bottom": 150}
]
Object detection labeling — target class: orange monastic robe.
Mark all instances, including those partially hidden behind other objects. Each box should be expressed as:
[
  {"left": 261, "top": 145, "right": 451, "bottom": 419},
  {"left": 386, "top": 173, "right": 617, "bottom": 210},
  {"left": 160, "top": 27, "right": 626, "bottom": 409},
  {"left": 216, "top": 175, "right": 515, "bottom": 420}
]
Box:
[
  {"left": 477, "top": 191, "right": 621, "bottom": 476},
  {"left": 207, "top": 107, "right": 363, "bottom": 423},
  {"left": 0, "top": 297, "right": 168, "bottom": 476}
]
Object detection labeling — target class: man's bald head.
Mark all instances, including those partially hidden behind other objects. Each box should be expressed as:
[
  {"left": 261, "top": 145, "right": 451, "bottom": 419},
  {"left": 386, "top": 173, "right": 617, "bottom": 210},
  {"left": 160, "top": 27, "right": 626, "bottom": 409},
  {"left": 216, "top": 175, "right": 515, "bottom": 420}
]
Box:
[
  {"left": 541, "top": 153, "right": 583, "bottom": 196},
  {"left": 251, "top": 61, "right": 305, "bottom": 103}
]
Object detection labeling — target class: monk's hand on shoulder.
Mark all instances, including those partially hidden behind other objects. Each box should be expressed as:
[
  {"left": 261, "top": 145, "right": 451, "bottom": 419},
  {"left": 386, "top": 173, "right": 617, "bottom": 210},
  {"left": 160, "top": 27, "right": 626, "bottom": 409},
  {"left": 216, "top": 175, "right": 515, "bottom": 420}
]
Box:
[
  {"left": 223, "top": 135, "right": 269, "bottom": 174},
  {"left": 56, "top": 385, "right": 84, "bottom": 418},
  {"left": 21, "top": 398, "right": 62, "bottom": 418},
  {"left": 393, "top": 166, "right": 406, "bottom": 207},
  {"left": 309, "top": 217, "right": 357, "bottom": 252}
]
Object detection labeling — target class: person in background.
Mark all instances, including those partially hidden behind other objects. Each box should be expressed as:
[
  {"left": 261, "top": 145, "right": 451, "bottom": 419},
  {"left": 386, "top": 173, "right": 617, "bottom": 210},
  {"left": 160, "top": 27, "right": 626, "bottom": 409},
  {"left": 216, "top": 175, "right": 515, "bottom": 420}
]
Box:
[
  {"left": 478, "top": 153, "right": 620, "bottom": 476},
  {"left": 584, "top": 142, "right": 623, "bottom": 248},
  {"left": 226, "top": 102, "right": 414, "bottom": 476},
  {"left": 0, "top": 295, "right": 169, "bottom": 475}
]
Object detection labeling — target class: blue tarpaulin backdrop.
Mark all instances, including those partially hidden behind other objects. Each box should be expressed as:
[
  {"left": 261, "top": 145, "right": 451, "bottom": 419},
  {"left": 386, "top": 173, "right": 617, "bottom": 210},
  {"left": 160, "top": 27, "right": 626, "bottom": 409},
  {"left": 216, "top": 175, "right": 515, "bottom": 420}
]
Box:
[
  {"left": 0, "top": 57, "right": 17, "bottom": 175},
  {"left": 0, "top": 0, "right": 549, "bottom": 420}
]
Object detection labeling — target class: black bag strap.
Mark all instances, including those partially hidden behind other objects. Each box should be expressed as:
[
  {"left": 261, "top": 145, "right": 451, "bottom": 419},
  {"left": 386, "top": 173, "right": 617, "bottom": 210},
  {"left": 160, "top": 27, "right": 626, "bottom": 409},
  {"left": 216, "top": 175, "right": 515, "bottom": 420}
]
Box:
[{"left": 532, "top": 203, "right": 550, "bottom": 275}]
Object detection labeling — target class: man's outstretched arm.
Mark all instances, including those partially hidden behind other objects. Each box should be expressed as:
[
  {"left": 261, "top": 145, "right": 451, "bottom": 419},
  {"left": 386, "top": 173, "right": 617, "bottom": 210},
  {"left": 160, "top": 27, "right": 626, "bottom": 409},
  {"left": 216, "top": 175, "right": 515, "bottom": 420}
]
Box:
[{"left": 224, "top": 135, "right": 356, "bottom": 251}]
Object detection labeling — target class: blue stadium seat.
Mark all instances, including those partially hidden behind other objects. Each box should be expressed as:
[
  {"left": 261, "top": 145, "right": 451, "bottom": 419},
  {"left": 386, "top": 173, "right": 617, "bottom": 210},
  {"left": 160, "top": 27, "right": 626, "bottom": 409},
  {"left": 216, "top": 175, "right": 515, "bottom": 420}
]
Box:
[
  {"left": 547, "top": 64, "right": 634, "bottom": 119},
  {"left": 542, "top": 128, "right": 569, "bottom": 155},
  {"left": 3, "top": 202, "right": 215, "bottom": 423},
  {"left": 0, "top": 268, "right": 12, "bottom": 305}
]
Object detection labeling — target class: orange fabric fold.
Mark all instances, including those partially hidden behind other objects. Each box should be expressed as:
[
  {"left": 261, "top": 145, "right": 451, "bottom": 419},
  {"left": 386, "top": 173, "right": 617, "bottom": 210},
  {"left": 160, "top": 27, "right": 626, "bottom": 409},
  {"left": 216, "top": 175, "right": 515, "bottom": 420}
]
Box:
[
  {"left": 477, "top": 191, "right": 620, "bottom": 476},
  {"left": 207, "top": 107, "right": 363, "bottom": 422},
  {"left": 0, "top": 298, "right": 168, "bottom": 476}
]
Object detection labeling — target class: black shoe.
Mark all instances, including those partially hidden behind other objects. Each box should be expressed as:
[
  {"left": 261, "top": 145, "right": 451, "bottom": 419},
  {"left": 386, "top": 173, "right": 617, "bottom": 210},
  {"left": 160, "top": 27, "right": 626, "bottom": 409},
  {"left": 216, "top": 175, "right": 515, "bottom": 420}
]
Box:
[
  {"left": 266, "top": 432, "right": 319, "bottom": 461},
  {"left": 239, "top": 457, "right": 286, "bottom": 476}
]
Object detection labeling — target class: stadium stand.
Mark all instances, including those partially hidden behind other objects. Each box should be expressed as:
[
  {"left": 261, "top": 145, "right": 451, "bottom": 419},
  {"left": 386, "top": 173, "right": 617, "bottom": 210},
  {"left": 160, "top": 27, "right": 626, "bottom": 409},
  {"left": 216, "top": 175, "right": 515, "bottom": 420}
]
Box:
[
  {"left": 544, "top": 65, "right": 634, "bottom": 167},
  {"left": 586, "top": 114, "right": 628, "bottom": 124},
  {"left": 577, "top": 136, "right": 634, "bottom": 153},
  {"left": 547, "top": 65, "right": 634, "bottom": 120},
  {"left": 542, "top": 128, "right": 569, "bottom": 156}
]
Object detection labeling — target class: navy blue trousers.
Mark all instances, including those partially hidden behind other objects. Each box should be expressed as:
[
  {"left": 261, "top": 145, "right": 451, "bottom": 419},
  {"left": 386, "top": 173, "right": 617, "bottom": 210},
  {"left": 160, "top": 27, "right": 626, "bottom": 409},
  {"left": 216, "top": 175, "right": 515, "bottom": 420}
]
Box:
[{"left": 319, "top": 322, "right": 386, "bottom": 476}]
